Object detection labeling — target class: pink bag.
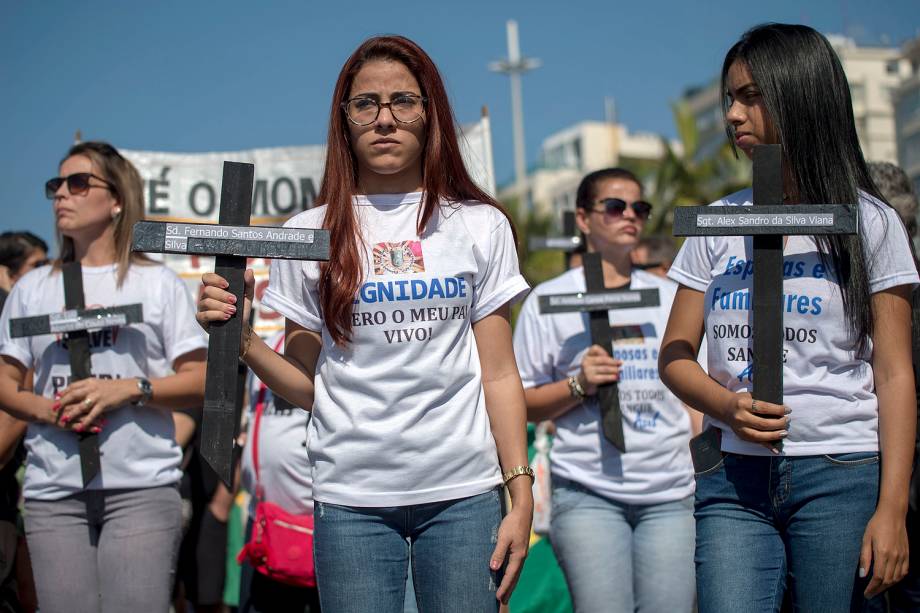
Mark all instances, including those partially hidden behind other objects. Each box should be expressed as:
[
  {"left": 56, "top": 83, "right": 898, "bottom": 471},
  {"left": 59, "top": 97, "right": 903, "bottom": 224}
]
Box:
[
  {"left": 237, "top": 336, "right": 316, "bottom": 587},
  {"left": 238, "top": 499, "right": 315, "bottom": 587}
]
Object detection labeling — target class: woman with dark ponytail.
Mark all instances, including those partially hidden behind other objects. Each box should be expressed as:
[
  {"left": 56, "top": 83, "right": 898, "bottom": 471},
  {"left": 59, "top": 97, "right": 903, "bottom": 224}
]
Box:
[
  {"left": 197, "top": 36, "right": 533, "bottom": 613},
  {"left": 660, "top": 24, "right": 918, "bottom": 611}
]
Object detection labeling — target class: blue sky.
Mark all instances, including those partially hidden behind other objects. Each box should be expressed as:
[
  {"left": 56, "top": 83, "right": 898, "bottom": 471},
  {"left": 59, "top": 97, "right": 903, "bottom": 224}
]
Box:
[{"left": 3, "top": 0, "right": 918, "bottom": 248}]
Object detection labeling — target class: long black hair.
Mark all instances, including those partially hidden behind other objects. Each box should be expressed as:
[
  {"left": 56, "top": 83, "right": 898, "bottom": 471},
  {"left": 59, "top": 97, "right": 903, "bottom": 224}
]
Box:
[{"left": 722, "top": 23, "right": 884, "bottom": 354}]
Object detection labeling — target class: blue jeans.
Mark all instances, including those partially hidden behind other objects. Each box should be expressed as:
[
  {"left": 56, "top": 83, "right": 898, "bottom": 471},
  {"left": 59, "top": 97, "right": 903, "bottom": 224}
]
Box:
[
  {"left": 695, "top": 452, "right": 880, "bottom": 613},
  {"left": 549, "top": 476, "right": 696, "bottom": 612},
  {"left": 313, "top": 488, "right": 502, "bottom": 613}
]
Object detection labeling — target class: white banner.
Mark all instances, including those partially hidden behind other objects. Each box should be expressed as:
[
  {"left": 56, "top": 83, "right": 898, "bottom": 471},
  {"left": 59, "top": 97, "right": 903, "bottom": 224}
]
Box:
[{"left": 123, "top": 113, "right": 495, "bottom": 336}]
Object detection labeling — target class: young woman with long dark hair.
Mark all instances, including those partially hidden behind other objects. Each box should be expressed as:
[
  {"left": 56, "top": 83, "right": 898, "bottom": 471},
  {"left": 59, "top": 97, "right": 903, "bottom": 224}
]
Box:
[
  {"left": 0, "top": 141, "right": 208, "bottom": 612},
  {"left": 659, "top": 24, "right": 918, "bottom": 611},
  {"left": 196, "top": 36, "right": 533, "bottom": 612},
  {"left": 514, "top": 167, "right": 698, "bottom": 612}
]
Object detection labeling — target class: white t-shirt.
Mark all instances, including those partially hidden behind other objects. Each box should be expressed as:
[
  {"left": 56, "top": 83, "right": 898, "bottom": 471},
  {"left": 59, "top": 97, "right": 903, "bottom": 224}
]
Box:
[
  {"left": 262, "top": 192, "right": 530, "bottom": 506},
  {"left": 241, "top": 332, "right": 314, "bottom": 515},
  {"left": 669, "top": 189, "right": 919, "bottom": 456},
  {"left": 513, "top": 268, "right": 695, "bottom": 505},
  {"left": 0, "top": 262, "right": 208, "bottom": 500}
]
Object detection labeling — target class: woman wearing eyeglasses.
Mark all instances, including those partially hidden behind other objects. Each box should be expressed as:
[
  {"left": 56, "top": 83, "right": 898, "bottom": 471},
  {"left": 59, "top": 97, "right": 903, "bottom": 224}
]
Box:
[
  {"left": 513, "top": 168, "right": 698, "bottom": 612},
  {"left": 0, "top": 141, "right": 207, "bottom": 612},
  {"left": 660, "top": 24, "right": 917, "bottom": 611},
  {"left": 196, "top": 36, "right": 532, "bottom": 613}
]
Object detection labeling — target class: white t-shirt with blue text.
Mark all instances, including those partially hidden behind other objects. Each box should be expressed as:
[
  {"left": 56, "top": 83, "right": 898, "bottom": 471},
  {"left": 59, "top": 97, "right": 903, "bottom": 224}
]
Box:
[
  {"left": 513, "top": 267, "right": 695, "bottom": 504},
  {"left": 0, "top": 263, "right": 207, "bottom": 500},
  {"left": 668, "top": 189, "right": 919, "bottom": 456},
  {"left": 262, "top": 193, "right": 530, "bottom": 507}
]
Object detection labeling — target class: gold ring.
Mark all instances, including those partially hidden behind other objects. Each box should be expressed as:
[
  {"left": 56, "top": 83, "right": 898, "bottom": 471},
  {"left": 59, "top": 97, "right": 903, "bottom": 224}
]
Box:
[
  {"left": 751, "top": 399, "right": 758, "bottom": 413},
  {"left": 84, "top": 398, "right": 93, "bottom": 408}
]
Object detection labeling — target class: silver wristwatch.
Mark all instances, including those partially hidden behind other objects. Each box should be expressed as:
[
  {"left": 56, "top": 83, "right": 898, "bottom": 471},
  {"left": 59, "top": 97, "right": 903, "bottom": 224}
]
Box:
[{"left": 134, "top": 377, "right": 153, "bottom": 406}]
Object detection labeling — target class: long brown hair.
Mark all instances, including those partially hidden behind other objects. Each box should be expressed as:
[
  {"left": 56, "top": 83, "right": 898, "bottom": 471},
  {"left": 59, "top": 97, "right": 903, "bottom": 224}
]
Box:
[
  {"left": 318, "top": 35, "right": 515, "bottom": 345},
  {"left": 56, "top": 141, "right": 151, "bottom": 286}
]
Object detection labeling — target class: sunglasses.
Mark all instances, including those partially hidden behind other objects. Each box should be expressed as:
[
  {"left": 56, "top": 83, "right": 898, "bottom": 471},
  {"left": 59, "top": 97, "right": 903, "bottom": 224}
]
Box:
[
  {"left": 45, "top": 173, "right": 115, "bottom": 200},
  {"left": 588, "top": 198, "right": 653, "bottom": 220}
]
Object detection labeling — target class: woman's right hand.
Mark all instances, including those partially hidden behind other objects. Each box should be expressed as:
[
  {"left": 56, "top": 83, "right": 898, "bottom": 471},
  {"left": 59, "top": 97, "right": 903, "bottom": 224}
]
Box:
[
  {"left": 196, "top": 269, "right": 255, "bottom": 332},
  {"left": 578, "top": 345, "right": 623, "bottom": 395},
  {"left": 722, "top": 392, "right": 789, "bottom": 451}
]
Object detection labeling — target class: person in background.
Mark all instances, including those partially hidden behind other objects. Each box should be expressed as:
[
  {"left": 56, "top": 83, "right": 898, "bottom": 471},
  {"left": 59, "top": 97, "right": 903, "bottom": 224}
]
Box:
[
  {"left": 514, "top": 168, "right": 697, "bottom": 612},
  {"left": 172, "top": 405, "right": 235, "bottom": 613},
  {"left": 0, "top": 231, "right": 47, "bottom": 613},
  {"left": 238, "top": 330, "right": 320, "bottom": 613},
  {"left": 631, "top": 234, "right": 678, "bottom": 278},
  {"left": 863, "top": 160, "right": 920, "bottom": 612},
  {"left": 0, "top": 141, "right": 207, "bottom": 612}
]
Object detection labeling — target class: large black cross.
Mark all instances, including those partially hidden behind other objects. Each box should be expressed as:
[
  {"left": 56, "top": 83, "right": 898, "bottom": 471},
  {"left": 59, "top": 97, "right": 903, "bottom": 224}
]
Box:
[
  {"left": 131, "top": 161, "right": 330, "bottom": 485},
  {"left": 538, "top": 252, "right": 660, "bottom": 452},
  {"left": 673, "top": 144, "right": 857, "bottom": 439},
  {"left": 9, "top": 262, "right": 144, "bottom": 486}
]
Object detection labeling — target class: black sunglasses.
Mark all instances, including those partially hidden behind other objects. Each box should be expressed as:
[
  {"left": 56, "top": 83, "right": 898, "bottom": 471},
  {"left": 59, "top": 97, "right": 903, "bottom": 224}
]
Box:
[
  {"left": 589, "top": 198, "right": 653, "bottom": 220},
  {"left": 45, "top": 173, "right": 115, "bottom": 200}
]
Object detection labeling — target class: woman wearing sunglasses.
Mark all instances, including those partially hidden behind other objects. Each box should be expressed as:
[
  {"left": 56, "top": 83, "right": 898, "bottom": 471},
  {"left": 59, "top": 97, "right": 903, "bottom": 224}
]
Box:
[
  {"left": 196, "top": 36, "right": 532, "bottom": 612},
  {"left": 0, "top": 141, "right": 207, "bottom": 612},
  {"left": 513, "top": 167, "right": 698, "bottom": 612},
  {"left": 660, "top": 24, "right": 917, "bottom": 611}
]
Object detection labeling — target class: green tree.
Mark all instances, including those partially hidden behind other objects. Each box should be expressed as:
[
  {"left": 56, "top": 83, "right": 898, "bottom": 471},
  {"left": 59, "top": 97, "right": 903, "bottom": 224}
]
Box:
[
  {"left": 645, "top": 100, "right": 749, "bottom": 235},
  {"left": 503, "top": 194, "right": 567, "bottom": 288}
]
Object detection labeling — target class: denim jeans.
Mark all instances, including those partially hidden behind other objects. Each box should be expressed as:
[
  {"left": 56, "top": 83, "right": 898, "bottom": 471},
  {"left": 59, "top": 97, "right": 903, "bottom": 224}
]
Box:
[
  {"left": 549, "top": 476, "right": 696, "bottom": 613},
  {"left": 695, "top": 452, "right": 880, "bottom": 613},
  {"left": 313, "top": 488, "right": 503, "bottom": 613},
  {"left": 24, "top": 485, "right": 182, "bottom": 613}
]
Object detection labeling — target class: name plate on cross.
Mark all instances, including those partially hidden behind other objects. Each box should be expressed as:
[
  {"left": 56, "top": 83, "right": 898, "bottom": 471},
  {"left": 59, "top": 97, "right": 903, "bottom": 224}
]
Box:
[
  {"left": 528, "top": 211, "right": 583, "bottom": 252},
  {"left": 131, "top": 161, "right": 330, "bottom": 485},
  {"left": 673, "top": 204, "right": 856, "bottom": 236},
  {"left": 132, "top": 222, "right": 326, "bottom": 260},
  {"left": 538, "top": 288, "right": 659, "bottom": 314},
  {"left": 673, "top": 144, "right": 858, "bottom": 447},
  {"left": 10, "top": 305, "right": 143, "bottom": 337}
]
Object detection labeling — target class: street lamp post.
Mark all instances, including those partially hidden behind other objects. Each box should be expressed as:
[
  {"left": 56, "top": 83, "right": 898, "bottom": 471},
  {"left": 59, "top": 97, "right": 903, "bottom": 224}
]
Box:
[{"left": 489, "top": 20, "right": 540, "bottom": 211}]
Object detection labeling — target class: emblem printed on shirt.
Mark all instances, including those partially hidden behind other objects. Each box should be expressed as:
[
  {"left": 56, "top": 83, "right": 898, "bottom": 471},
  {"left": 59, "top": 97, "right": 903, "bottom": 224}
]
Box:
[{"left": 373, "top": 241, "right": 425, "bottom": 275}]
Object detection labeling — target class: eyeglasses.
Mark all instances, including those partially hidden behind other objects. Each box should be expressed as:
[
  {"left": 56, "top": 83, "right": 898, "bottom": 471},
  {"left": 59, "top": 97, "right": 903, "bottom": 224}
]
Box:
[
  {"left": 588, "top": 198, "right": 653, "bottom": 221},
  {"left": 342, "top": 94, "right": 427, "bottom": 126},
  {"left": 45, "top": 173, "right": 116, "bottom": 199}
]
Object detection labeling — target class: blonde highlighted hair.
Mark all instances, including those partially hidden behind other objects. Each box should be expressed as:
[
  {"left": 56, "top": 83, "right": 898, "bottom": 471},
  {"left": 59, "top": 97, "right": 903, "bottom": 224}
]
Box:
[{"left": 55, "top": 141, "right": 151, "bottom": 286}]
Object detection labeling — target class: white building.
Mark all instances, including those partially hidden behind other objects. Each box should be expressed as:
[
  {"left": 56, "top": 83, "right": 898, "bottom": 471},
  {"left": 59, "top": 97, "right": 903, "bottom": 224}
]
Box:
[
  {"left": 829, "top": 35, "right": 912, "bottom": 164},
  {"left": 895, "top": 36, "right": 920, "bottom": 194},
  {"left": 681, "top": 34, "right": 909, "bottom": 167},
  {"left": 501, "top": 120, "right": 677, "bottom": 219}
]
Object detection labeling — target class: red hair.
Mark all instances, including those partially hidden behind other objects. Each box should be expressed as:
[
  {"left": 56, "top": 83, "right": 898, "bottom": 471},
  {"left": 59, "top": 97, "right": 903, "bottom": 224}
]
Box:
[{"left": 318, "top": 35, "right": 516, "bottom": 345}]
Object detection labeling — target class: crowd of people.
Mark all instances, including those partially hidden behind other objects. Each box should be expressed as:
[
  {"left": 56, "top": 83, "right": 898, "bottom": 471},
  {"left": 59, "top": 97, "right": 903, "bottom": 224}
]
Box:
[{"left": 0, "top": 21, "right": 919, "bottom": 613}]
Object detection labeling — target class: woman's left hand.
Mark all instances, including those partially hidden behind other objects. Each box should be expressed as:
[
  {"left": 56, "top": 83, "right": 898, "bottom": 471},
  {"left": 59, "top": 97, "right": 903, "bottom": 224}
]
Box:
[
  {"left": 55, "top": 377, "right": 139, "bottom": 433},
  {"left": 491, "top": 499, "right": 532, "bottom": 604},
  {"left": 860, "top": 504, "right": 909, "bottom": 598}
]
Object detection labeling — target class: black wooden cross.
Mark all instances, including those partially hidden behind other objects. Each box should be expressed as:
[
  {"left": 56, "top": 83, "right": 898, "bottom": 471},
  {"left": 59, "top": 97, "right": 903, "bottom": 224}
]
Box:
[
  {"left": 9, "top": 261, "right": 144, "bottom": 486},
  {"left": 529, "top": 211, "right": 583, "bottom": 267},
  {"left": 538, "top": 252, "right": 660, "bottom": 452},
  {"left": 131, "top": 162, "right": 330, "bottom": 485},
  {"left": 673, "top": 144, "right": 858, "bottom": 440}
]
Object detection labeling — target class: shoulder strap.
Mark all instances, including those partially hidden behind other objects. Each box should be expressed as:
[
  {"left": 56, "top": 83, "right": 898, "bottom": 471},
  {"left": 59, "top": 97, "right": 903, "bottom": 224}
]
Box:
[{"left": 251, "top": 334, "right": 286, "bottom": 499}]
